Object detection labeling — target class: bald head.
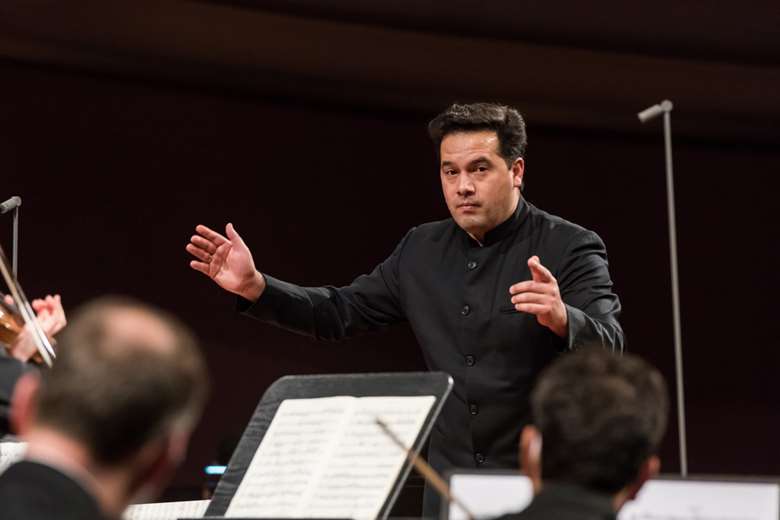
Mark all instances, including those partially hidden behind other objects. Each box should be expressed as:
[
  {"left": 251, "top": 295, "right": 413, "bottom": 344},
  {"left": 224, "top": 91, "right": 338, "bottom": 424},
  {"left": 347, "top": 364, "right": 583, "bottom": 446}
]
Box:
[
  {"left": 34, "top": 296, "right": 208, "bottom": 466},
  {"left": 105, "top": 307, "right": 176, "bottom": 350}
]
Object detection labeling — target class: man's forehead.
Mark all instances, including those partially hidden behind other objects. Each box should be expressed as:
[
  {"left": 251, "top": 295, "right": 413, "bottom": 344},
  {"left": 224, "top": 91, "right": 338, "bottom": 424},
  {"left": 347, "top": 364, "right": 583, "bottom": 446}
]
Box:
[{"left": 440, "top": 130, "right": 501, "bottom": 161}]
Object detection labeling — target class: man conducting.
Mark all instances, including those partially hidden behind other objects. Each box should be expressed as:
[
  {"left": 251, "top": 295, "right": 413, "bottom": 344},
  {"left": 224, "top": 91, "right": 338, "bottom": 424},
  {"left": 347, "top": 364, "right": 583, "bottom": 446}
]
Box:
[
  {"left": 186, "top": 102, "right": 624, "bottom": 513},
  {"left": 0, "top": 297, "right": 208, "bottom": 520}
]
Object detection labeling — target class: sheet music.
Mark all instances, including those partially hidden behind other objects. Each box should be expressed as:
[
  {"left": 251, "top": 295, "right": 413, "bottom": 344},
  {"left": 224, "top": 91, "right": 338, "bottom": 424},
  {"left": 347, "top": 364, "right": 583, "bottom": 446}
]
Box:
[
  {"left": 619, "top": 479, "right": 780, "bottom": 520},
  {"left": 0, "top": 442, "right": 26, "bottom": 475},
  {"left": 225, "top": 395, "right": 435, "bottom": 519},
  {"left": 446, "top": 474, "right": 780, "bottom": 520},
  {"left": 304, "top": 397, "right": 434, "bottom": 519},
  {"left": 448, "top": 473, "right": 533, "bottom": 520},
  {"left": 226, "top": 396, "right": 354, "bottom": 516},
  {"left": 123, "top": 499, "right": 209, "bottom": 520}
]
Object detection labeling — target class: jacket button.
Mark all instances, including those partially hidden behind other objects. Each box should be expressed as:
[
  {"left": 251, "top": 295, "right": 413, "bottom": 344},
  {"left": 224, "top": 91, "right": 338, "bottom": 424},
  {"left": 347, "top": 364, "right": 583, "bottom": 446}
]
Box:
[
  {"left": 461, "top": 304, "right": 471, "bottom": 316},
  {"left": 469, "top": 403, "right": 479, "bottom": 415},
  {"left": 465, "top": 355, "right": 475, "bottom": 367},
  {"left": 475, "top": 452, "right": 485, "bottom": 464},
  {"left": 467, "top": 260, "right": 478, "bottom": 270}
]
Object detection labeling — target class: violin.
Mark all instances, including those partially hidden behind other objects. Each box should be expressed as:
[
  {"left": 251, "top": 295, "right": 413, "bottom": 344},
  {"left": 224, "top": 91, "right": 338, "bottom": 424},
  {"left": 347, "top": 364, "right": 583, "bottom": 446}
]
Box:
[
  {"left": 0, "top": 244, "right": 56, "bottom": 367},
  {"left": 0, "top": 296, "right": 23, "bottom": 346}
]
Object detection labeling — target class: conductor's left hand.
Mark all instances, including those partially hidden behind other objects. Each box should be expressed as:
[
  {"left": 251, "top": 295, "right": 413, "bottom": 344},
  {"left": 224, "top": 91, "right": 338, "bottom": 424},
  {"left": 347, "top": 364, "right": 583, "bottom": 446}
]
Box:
[{"left": 509, "top": 256, "right": 568, "bottom": 338}]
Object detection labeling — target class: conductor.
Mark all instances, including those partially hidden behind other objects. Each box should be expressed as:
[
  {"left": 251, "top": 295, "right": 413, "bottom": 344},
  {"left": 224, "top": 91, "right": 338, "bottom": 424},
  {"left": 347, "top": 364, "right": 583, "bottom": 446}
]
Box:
[{"left": 187, "top": 102, "right": 624, "bottom": 515}]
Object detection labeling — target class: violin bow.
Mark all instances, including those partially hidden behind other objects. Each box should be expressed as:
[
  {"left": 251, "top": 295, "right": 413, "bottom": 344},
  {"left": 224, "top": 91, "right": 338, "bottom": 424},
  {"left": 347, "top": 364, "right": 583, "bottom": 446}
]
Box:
[{"left": 0, "top": 244, "right": 56, "bottom": 367}]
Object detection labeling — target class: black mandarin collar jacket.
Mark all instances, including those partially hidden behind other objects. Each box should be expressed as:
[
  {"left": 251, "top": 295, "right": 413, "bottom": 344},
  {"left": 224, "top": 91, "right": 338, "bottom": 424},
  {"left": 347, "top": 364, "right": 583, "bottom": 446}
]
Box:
[{"left": 241, "top": 198, "right": 624, "bottom": 473}]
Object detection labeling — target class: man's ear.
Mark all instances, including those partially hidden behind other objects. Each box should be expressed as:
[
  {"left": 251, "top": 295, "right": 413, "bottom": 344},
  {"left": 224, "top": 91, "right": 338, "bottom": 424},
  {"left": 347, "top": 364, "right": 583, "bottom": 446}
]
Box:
[
  {"left": 11, "top": 371, "right": 40, "bottom": 436},
  {"left": 128, "top": 429, "right": 191, "bottom": 504},
  {"left": 625, "top": 455, "right": 661, "bottom": 501},
  {"left": 512, "top": 158, "right": 525, "bottom": 189},
  {"left": 519, "top": 425, "right": 542, "bottom": 493}
]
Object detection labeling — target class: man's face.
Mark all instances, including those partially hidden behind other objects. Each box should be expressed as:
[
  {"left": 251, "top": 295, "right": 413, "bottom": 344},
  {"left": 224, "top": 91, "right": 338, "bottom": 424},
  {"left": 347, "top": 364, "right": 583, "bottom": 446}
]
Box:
[{"left": 440, "top": 130, "right": 524, "bottom": 242}]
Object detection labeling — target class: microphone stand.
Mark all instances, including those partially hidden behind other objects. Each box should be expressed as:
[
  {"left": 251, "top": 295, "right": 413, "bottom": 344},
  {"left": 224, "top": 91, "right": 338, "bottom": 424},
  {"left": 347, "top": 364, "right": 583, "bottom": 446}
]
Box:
[
  {"left": 638, "top": 100, "right": 687, "bottom": 477},
  {"left": 12, "top": 202, "right": 19, "bottom": 279},
  {"left": 0, "top": 196, "right": 22, "bottom": 278},
  {"left": 0, "top": 196, "right": 55, "bottom": 366}
]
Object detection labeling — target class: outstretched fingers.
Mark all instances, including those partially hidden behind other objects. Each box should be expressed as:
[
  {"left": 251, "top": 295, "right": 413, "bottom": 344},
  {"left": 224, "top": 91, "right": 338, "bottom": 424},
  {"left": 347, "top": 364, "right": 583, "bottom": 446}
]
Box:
[
  {"left": 186, "top": 243, "right": 212, "bottom": 263},
  {"left": 190, "top": 260, "right": 210, "bottom": 275},
  {"left": 191, "top": 235, "right": 217, "bottom": 254},
  {"left": 195, "top": 224, "right": 228, "bottom": 245},
  {"left": 225, "top": 222, "right": 249, "bottom": 248}
]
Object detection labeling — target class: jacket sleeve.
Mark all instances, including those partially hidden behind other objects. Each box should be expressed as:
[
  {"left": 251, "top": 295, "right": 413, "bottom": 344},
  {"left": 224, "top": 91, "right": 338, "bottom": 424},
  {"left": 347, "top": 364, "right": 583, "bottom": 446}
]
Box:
[
  {"left": 557, "top": 230, "right": 625, "bottom": 352},
  {"left": 237, "top": 229, "right": 413, "bottom": 341}
]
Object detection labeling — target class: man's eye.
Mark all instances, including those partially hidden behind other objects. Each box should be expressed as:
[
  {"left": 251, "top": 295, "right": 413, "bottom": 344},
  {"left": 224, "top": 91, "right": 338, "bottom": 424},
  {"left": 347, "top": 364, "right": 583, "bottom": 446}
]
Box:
[
  {"left": 477, "top": 166, "right": 488, "bottom": 172},
  {"left": 444, "top": 170, "right": 457, "bottom": 176}
]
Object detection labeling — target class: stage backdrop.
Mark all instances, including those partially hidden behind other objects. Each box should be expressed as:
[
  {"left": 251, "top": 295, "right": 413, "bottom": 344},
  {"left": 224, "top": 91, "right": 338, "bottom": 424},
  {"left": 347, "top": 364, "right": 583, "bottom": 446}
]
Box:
[{"left": 0, "top": 1, "right": 778, "bottom": 505}]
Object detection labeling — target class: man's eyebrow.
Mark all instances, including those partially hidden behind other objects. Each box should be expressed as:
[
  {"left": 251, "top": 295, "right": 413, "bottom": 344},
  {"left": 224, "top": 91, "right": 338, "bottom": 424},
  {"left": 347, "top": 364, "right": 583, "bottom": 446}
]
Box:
[
  {"left": 441, "top": 156, "right": 493, "bottom": 168},
  {"left": 467, "top": 156, "right": 492, "bottom": 167}
]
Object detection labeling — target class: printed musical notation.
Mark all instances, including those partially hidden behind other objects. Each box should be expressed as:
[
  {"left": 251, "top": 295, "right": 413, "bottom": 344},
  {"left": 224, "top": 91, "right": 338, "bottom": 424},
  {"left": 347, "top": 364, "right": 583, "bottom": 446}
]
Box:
[
  {"left": 619, "top": 480, "right": 779, "bottom": 520},
  {"left": 622, "top": 513, "right": 759, "bottom": 520},
  {"left": 225, "top": 395, "right": 435, "bottom": 519},
  {"left": 123, "top": 499, "right": 209, "bottom": 520}
]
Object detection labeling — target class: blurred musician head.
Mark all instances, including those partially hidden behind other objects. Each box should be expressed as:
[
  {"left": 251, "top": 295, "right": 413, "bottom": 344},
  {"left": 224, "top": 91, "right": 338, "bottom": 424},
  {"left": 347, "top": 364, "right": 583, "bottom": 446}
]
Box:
[
  {"left": 520, "top": 348, "right": 668, "bottom": 514},
  {"left": 2, "top": 296, "right": 209, "bottom": 520}
]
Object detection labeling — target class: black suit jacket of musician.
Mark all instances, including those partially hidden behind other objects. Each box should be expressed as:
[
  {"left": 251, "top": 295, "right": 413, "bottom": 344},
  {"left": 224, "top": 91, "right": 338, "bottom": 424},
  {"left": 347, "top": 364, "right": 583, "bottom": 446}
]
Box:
[
  {"left": 496, "top": 483, "right": 617, "bottom": 520},
  {"left": 0, "top": 460, "right": 108, "bottom": 520}
]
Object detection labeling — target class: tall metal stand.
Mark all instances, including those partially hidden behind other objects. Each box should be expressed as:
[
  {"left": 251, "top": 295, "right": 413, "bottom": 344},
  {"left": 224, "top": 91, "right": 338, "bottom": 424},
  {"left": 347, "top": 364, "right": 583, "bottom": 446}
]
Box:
[
  {"left": 12, "top": 205, "right": 19, "bottom": 278},
  {"left": 638, "top": 100, "right": 687, "bottom": 477},
  {"left": 0, "top": 196, "right": 22, "bottom": 278}
]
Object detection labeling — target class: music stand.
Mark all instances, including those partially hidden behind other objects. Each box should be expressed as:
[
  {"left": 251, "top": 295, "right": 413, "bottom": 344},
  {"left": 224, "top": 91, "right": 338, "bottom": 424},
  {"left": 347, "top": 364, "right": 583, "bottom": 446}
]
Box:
[{"left": 191, "top": 371, "right": 452, "bottom": 520}]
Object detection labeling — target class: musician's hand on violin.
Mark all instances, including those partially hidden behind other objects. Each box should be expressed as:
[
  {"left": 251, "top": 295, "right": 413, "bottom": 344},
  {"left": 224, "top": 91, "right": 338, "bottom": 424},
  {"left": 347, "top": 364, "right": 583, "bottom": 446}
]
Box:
[
  {"left": 8, "top": 326, "right": 37, "bottom": 362},
  {"left": 187, "top": 223, "right": 266, "bottom": 301},
  {"left": 32, "top": 294, "right": 66, "bottom": 338},
  {"left": 9, "top": 294, "right": 66, "bottom": 363}
]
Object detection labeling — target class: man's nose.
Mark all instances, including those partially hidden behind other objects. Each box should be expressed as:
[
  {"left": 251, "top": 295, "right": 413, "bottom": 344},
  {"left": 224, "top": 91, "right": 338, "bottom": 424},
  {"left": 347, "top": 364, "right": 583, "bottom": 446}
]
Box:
[{"left": 457, "top": 175, "right": 475, "bottom": 196}]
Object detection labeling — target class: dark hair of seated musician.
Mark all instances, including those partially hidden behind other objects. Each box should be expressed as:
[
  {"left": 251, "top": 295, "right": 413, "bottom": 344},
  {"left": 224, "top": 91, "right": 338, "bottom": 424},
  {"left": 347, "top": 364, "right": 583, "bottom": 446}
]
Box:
[
  {"left": 0, "top": 296, "right": 209, "bottom": 520},
  {"left": 502, "top": 347, "right": 668, "bottom": 520}
]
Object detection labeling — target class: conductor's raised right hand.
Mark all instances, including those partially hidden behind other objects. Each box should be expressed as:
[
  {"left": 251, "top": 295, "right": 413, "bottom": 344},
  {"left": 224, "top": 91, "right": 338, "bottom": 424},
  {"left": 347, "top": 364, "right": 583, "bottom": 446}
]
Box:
[{"left": 187, "top": 223, "right": 266, "bottom": 301}]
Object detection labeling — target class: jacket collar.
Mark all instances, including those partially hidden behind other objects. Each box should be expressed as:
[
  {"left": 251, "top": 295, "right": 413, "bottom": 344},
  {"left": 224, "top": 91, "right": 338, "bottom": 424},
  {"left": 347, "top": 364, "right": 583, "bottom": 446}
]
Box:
[{"left": 463, "top": 197, "right": 529, "bottom": 248}]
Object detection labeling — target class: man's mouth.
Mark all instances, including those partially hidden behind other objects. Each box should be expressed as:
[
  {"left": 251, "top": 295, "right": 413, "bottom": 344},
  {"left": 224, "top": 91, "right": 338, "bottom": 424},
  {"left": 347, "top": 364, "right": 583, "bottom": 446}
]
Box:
[{"left": 458, "top": 202, "right": 480, "bottom": 209}]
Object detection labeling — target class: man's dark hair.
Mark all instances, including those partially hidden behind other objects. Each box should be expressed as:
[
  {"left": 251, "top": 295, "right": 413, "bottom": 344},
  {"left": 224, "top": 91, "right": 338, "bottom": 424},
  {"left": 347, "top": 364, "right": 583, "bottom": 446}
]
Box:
[
  {"left": 427, "top": 102, "right": 528, "bottom": 168},
  {"left": 532, "top": 348, "right": 668, "bottom": 494},
  {"left": 35, "top": 296, "right": 208, "bottom": 466}
]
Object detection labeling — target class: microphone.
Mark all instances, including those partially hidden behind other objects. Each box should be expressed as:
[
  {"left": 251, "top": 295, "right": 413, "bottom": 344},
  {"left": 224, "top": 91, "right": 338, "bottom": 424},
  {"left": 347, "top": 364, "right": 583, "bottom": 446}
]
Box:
[
  {"left": 0, "top": 196, "right": 21, "bottom": 215},
  {"left": 638, "top": 100, "right": 673, "bottom": 123}
]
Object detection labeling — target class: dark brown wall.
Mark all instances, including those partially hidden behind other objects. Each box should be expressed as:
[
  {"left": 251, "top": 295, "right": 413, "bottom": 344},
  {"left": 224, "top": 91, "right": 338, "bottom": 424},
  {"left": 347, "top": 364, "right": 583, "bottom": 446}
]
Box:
[{"left": 1, "top": 31, "right": 778, "bottom": 500}]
